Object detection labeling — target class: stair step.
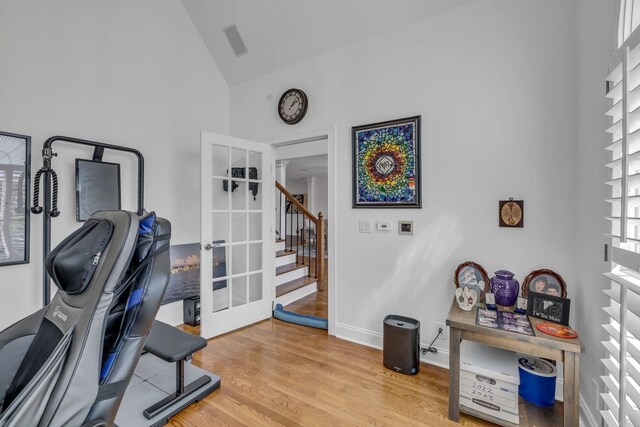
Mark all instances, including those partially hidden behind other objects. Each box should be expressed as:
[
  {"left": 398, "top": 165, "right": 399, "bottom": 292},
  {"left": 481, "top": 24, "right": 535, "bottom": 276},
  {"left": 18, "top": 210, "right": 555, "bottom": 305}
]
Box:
[
  {"left": 276, "top": 239, "right": 285, "bottom": 243},
  {"left": 276, "top": 263, "right": 307, "bottom": 276},
  {"left": 276, "top": 250, "right": 296, "bottom": 258},
  {"left": 276, "top": 276, "right": 318, "bottom": 298}
]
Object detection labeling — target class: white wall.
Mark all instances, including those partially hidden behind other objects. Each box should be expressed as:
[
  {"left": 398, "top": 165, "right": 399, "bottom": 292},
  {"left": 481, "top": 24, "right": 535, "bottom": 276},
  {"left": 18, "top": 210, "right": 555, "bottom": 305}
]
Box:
[
  {"left": 0, "top": 0, "right": 228, "bottom": 329},
  {"left": 314, "top": 177, "right": 328, "bottom": 220},
  {"left": 230, "top": 0, "right": 578, "bottom": 364},
  {"left": 575, "top": 0, "right": 617, "bottom": 423}
]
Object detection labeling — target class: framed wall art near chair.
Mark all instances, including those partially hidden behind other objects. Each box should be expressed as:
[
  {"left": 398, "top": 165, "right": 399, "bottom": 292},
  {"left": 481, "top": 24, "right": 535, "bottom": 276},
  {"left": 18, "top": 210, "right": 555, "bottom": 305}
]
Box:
[{"left": 0, "top": 131, "right": 31, "bottom": 266}]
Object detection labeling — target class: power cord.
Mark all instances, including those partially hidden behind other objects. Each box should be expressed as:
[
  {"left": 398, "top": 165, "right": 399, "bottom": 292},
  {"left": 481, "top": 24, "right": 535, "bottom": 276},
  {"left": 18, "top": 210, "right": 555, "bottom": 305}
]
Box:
[{"left": 421, "top": 327, "right": 443, "bottom": 355}]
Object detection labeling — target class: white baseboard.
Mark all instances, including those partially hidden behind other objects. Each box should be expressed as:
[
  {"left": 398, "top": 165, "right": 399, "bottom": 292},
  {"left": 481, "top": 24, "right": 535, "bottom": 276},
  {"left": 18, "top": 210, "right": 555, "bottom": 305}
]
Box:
[
  {"left": 333, "top": 322, "right": 568, "bottom": 403},
  {"left": 580, "top": 393, "right": 598, "bottom": 427},
  {"left": 334, "top": 322, "right": 450, "bottom": 369},
  {"left": 156, "top": 301, "right": 183, "bottom": 326}
]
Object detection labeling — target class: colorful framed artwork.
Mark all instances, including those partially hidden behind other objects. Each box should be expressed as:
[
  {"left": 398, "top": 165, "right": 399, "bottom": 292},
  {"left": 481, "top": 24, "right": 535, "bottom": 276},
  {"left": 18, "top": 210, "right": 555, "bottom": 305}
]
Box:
[
  {"left": 0, "top": 131, "right": 30, "bottom": 266},
  {"left": 352, "top": 116, "right": 421, "bottom": 208}
]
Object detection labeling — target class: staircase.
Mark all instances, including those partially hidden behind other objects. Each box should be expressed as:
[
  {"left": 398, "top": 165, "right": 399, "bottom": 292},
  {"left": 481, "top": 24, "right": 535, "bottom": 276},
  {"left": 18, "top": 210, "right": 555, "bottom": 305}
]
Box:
[
  {"left": 274, "top": 181, "right": 325, "bottom": 306},
  {"left": 274, "top": 240, "right": 317, "bottom": 305}
]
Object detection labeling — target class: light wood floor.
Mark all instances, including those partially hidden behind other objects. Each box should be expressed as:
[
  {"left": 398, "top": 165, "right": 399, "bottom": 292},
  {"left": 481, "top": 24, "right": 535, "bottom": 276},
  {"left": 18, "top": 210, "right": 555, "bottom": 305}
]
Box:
[
  {"left": 172, "top": 263, "right": 563, "bottom": 425},
  {"left": 172, "top": 318, "right": 494, "bottom": 426}
]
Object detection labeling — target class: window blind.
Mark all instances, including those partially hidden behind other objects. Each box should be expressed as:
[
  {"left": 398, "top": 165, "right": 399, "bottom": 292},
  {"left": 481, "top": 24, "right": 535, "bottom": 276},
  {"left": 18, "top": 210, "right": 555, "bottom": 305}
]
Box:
[{"left": 604, "top": 17, "right": 640, "bottom": 426}]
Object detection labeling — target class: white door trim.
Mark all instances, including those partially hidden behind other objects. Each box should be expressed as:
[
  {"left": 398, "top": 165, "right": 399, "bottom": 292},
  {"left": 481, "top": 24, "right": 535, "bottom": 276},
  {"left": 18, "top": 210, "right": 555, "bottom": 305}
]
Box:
[{"left": 264, "top": 126, "right": 338, "bottom": 336}]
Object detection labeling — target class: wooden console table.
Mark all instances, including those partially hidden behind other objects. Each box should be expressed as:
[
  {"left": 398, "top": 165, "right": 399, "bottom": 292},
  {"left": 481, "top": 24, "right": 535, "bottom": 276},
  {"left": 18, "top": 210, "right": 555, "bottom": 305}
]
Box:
[{"left": 446, "top": 298, "right": 584, "bottom": 427}]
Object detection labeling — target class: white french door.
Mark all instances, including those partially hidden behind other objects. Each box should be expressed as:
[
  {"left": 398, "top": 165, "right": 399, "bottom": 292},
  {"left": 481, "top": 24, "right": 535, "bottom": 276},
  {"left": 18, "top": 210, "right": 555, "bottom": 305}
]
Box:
[{"left": 200, "top": 131, "right": 274, "bottom": 339}]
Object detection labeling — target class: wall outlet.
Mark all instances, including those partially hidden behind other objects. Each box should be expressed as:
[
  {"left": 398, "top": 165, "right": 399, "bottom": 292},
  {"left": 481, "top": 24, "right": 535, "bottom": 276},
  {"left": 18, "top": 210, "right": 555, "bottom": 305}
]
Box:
[{"left": 435, "top": 322, "right": 447, "bottom": 340}]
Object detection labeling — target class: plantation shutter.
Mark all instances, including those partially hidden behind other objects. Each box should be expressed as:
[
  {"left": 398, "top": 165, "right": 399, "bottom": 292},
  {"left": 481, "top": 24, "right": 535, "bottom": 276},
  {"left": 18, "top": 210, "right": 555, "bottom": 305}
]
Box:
[{"left": 604, "top": 18, "right": 640, "bottom": 426}]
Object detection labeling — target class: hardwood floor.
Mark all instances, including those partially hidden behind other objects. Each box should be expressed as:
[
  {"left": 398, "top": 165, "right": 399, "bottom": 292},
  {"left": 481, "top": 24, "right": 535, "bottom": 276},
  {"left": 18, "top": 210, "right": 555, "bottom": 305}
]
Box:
[
  {"left": 170, "top": 318, "right": 494, "bottom": 426},
  {"left": 170, "top": 261, "right": 563, "bottom": 425}
]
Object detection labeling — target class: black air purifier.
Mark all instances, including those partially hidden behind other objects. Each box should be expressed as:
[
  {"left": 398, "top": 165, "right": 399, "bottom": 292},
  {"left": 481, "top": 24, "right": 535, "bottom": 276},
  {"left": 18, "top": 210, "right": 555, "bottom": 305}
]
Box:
[
  {"left": 183, "top": 296, "right": 201, "bottom": 326},
  {"left": 383, "top": 315, "right": 420, "bottom": 375}
]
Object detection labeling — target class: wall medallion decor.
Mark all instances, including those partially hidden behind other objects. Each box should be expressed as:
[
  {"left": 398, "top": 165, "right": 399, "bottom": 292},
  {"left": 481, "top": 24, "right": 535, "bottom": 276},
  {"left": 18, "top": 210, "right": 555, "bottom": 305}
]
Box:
[
  {"left": 0, "top": 131, "right": 30, "bottom": 266},
  {"left": 499, "top": 198, "right": 524, "bottom": 228},
  {"left": 352, "top": 116, "right": 421, "bottom": 208}
]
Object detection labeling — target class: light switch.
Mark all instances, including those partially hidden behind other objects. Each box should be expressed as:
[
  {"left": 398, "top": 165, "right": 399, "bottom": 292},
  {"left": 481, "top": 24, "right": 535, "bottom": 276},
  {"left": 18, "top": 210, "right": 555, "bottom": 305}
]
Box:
[
  {"left": 377, "top": 221, "right": 391, "bottom": 231},
  {"left": 359, "top": 220, "right": 372, "bottom": 233}
]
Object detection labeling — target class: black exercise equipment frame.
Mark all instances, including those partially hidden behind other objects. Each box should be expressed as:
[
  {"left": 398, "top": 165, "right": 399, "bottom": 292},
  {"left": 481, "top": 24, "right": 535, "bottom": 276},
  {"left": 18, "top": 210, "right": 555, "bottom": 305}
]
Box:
[{"left": 31, "top": 136, "right": 144, "bottom": 306}]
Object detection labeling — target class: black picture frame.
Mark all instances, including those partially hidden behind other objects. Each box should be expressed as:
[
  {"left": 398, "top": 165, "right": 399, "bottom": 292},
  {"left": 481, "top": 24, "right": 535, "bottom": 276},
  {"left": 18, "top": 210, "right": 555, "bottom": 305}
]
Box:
[
  {"left": 0, "top": 131, "right": 31, "bottom": 266},
  {"left": 527, "top": 291, "right": 570, "bottom": 325},
  {"left": 352, "top": 116, "right": 421, "bottom": 208},
  {"left": 75, "top": 159, "right": 122, "bottom": 222}
]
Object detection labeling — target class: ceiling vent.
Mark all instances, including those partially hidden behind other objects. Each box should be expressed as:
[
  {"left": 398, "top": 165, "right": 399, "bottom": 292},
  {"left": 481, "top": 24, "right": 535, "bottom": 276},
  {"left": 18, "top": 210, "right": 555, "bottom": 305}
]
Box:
[{"left": 223, "top": 24, "right": 248, "bottom": 57}]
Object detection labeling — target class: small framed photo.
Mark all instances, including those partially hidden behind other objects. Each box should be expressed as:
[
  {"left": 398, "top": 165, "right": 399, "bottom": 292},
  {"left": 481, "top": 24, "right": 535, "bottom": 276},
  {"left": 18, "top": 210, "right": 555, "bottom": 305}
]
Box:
[
  {"left": 485, "top": 292, "right": 497, "bottom": 310},
  {"left": 454, "top": 261, "right": 490, "bottom": 302},
  {"left": 527, "top": 291, "right": 570, "bottom": 325},
  {"left": 515, "top": 297, "right": 527, "bottom": 314},
  {"left": 522, "top": 269, "right": 567, "bottom": 298}
]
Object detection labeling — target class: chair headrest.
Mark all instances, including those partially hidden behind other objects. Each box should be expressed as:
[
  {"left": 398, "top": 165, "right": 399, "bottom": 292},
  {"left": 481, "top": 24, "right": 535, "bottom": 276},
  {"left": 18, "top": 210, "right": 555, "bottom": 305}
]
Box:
[{"left": 46, "top": 218, "right": 115, "bottom": 295}]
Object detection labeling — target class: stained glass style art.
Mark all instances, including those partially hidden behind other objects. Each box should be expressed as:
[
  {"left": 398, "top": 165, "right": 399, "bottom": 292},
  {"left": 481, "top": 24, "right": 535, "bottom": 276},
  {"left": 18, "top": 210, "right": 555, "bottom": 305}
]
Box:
[{"left": 352, "top": 116, "right": 421, "bottom": 208}]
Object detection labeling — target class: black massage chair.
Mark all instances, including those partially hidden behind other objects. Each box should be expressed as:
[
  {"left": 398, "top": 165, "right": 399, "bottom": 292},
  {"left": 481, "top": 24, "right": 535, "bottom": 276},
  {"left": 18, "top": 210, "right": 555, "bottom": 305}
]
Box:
[{"left": 0, "top": 210, "right": 171, "bottom": 426}]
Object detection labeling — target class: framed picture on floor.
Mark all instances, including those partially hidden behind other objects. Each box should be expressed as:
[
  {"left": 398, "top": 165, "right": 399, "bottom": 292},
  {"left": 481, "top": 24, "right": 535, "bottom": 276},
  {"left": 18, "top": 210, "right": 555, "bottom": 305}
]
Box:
[
  {"left": 352, "top": 116, "right": 421, "bottom": 208},
  {"left": 0, "top": 131, "right": 30, "bottom": 266}
]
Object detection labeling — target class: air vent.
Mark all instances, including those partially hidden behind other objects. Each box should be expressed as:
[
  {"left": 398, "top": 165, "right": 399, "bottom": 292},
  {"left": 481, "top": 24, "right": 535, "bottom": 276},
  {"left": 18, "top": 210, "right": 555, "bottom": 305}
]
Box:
[{"left": 223, "top": 24, "right": 248, "bottom": 57}]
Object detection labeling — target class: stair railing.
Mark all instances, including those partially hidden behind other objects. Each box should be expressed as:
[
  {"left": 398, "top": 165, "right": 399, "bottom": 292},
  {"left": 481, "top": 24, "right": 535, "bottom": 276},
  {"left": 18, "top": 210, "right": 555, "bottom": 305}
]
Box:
[{"left": 275, "top": 181, "right": 325, "bottom": 286}]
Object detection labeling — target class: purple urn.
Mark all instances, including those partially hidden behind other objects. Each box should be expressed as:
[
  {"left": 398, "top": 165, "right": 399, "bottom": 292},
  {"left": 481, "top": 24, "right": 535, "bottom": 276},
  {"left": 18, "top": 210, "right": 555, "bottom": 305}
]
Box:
[{"left": 490, "top": 270, "right": 519, "bottom": 307}]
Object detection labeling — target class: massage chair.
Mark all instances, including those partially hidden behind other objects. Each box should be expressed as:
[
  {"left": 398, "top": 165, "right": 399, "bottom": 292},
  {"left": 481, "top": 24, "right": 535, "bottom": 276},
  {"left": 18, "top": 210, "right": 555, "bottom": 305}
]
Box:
[{"left": 0, "top": 210, "right": 171, "bottom": 426}]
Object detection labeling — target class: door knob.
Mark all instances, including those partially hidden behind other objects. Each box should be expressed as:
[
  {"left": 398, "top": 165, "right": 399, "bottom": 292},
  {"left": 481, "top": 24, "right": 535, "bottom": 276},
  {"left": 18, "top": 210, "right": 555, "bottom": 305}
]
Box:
[{"left": 204, "top": 243, "right": 213, "bottom": 251}]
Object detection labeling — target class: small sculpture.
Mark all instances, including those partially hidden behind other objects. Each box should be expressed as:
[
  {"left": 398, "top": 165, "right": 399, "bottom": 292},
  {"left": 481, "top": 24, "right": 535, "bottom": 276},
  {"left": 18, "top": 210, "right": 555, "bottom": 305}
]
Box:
[{"left": 455, "top": 287, "right": 478, "bottom": 311}]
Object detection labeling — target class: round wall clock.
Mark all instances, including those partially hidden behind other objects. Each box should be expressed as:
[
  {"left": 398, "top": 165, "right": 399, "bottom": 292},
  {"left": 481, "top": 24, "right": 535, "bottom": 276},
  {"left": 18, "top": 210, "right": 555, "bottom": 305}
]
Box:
[
  {"left": 499, "top": 198, "right": 524, "bottom": 228},
  {"left": 278, "top": 88, "right": 308, "bottom": 125}
]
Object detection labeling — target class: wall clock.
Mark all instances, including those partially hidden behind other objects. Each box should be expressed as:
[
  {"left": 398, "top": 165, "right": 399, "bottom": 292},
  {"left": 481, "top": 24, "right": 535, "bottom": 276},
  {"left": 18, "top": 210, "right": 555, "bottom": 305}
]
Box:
[
  {"left": 278, "top": 88, "right": 308, "bottom": 125},
  {"left": 499, "top": 198, "right": 524, "bottom": 228}
]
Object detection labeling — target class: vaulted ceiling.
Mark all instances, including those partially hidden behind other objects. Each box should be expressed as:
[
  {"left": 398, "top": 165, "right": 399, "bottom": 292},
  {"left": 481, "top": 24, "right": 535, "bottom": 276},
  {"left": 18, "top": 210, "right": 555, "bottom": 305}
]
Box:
[{"left": 181, "top": 0, "right": 476, "bottom": 86}]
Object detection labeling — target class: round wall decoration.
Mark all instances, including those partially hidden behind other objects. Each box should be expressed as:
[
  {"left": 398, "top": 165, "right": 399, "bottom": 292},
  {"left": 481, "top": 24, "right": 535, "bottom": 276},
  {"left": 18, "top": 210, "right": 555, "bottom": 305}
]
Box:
[{"left": 278, "top": 88, "right": 308, "bottom": 125}]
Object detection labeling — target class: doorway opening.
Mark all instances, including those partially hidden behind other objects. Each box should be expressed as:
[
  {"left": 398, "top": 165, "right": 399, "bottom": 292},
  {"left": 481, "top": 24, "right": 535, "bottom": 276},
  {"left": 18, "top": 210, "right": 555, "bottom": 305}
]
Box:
[{"left": 269, "top": 129, "right": 337, "bottom": 334}]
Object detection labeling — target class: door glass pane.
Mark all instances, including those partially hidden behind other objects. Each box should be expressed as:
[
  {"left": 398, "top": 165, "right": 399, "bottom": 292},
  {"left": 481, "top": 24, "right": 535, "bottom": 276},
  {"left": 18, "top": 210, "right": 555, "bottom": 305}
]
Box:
[
  {"left": 249, "top": 273, "right": 262, "bottom": 303},
  {"left": 212, "top": 279, "right": 229, "bottom": 312},
  {"left": 232, "top": 182, "right": 247, "bottom": 210},
  {"left": 248, "top": 182, "right": 262, "bottom": 210},
  {"left": 231, "top": 244, "right": 247, "bottom": 275},
  {"left": 212, "top": 213, "right": 229, "bottom": 243},
  {"left": 249, "top": 212, "right": 261, "bottom": 241},
  {"left": 212, "top": 178, "right": 230, "bottom": 210},
  {"left": 232, "top": 212, "right": 247, "bottom": 242},
  {"left": 212, "top": 245, "right": 228, "bottom": 279},
  {"left": 210, "top": 144, "right": 229, "bottom": 177},
  {"left": 248, "top": 243, "right": 262, "bottom": 272},
  {"left": 232, "top": 275, "right": 247, "bottom": 307},
  {"left": 249, "top": 151, "right": 262, "bottom": 180},
  {"left": 231, "top": 148, "right": 247, "bottom": 179}
]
